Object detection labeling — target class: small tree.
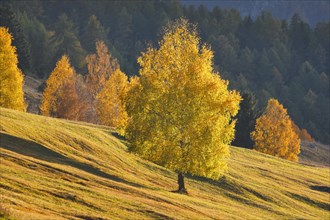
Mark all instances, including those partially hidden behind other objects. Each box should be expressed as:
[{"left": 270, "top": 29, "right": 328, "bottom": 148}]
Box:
[
  {"left": 40, "top": 55, "right": 80, "bottom": 120},
  {"left": 251, "top": 98, "right": 300, "bottom": 161},
  {"left": 84, "top": 41, "right": 120, "bottom": 123},
  {"left": 126, "top": 19, "right": 241, "bottom": 193},
  {"left": 86, "top": 41, "right": 119, "bottom": 96},
  {"left": 96, "top": 69, "right": 129, "bottom": 135},
  {"left": 0, "top": 27, "right": 26, "bottom": 111}
]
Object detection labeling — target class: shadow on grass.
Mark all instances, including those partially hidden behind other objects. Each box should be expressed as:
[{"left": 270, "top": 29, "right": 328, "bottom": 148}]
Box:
[
  {"left": 310, "top": 185, "right": 330, "bottom": 193},
  {"left": 186, "top": 174, "right": 245, "bottom": 194},
  {"left": 186, "top": 174, "right": 274, "bottom": 203},
  {"left": 288, "top": 192, "right": 330, "bottom": 211},
  {"left": 0, "top": 132, "right": 142, "bottom": 188}
]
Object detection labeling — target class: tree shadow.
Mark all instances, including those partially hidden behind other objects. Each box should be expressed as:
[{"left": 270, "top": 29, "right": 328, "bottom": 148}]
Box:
[
  {"left": 310, "top": 185, "right": 330, "bottom": 193},
  {"left": 186, "top": 174, "right": 240, "bottom": 192},
  {"left": 186, "top": 174, "right": 274, "bottom": 203},
  {"left": 0, "top": 132, "right": 142, "bottom": 188}
]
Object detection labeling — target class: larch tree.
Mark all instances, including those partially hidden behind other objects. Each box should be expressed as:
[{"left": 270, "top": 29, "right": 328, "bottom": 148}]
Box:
[
  {"left": 251, "top": 98, "right": 300, "bottom": 161},
  {"left": 125, "top": 19, "right": 241, "bottom": 193},
  {"left": 86, "top": 41, "right": 119, "bottom": 96},
  {"left": 96, "top": 69, "right": 129, "bottom": 135},
  {"left": 0, "top": 27, "right": 26, "bottom": 111},
  {"left": 84, "top": 41, "right": 120, "bottom": 123},
  {"left": 40, "top": 54, "right": 80, "bottom": 120}
]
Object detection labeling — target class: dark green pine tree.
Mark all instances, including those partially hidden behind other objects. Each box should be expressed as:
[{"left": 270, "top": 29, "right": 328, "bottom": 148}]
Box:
[
  {"left": 81, "top": 15, "right": 109, "bottom": 53},
  {"left": 51, "top": 14, "right": 86, "bottom": 71},
  {"left": 16, "top": 12, "right": 53, "bottom": 78},
  {"left": 289, "top": 14, "right": 312, "bottom": 61},
  {"left": 0, "top": 4, "right": 31, "bottom": 73},
  {"left": 114, "top": 7, "right": 133, "bottom": 73},
  {"left": 233, "top": 93, "right": 259, "bottom": 149}
]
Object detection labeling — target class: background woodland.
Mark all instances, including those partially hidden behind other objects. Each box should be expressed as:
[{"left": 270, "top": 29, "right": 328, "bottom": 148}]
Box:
[{"left": 0, "top": 0, "right": 329, "bottom": 144}]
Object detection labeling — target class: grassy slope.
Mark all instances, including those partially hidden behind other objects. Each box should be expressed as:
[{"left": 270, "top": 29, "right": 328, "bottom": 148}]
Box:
[
  {"left": 299, "top": 141, "right": 330, "bottom": 167},
  {"left": 23, "top": 76, "right": 43, "bottom": 114},
  {"left": 0, "top": 108, "right": 329, "bottom": 220}
]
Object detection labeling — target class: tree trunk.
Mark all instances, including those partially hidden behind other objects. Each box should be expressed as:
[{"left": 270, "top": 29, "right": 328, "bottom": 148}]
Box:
[{"left": 177, "top": 172, "right": 188, "bottom": 194}]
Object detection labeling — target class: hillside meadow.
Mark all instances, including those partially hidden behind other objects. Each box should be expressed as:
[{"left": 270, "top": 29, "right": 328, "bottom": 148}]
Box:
[{"left": 0, "top": 107, "right": 329, "bottom": 219}]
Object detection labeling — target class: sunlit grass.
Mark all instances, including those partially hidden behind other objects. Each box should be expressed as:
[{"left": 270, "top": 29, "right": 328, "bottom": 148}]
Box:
[{"left": 0, "top": 107, "right": 329, "bottom": 219}]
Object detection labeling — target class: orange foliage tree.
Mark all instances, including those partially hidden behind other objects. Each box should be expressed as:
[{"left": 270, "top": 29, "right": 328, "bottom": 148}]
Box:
[
  {"left": 40, "top": 55, "right": 81, "bottom": 120},
  {"left": 251, "top": 98, "right": 300, "bottom": 161},
  {"left": 83, "top": 41, "right": 119, "bottom": 122}
]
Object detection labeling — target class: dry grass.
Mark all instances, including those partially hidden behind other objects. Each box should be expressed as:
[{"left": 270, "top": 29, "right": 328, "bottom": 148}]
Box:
[
  {"left": 299, "top": 141, "right": 330, "bottom": 167},
  {"left": 0, "top": 107, "right": 329, "bottom": 219},
  {"left": 23, "top": 75, "right": 43, "bottom": 114}
]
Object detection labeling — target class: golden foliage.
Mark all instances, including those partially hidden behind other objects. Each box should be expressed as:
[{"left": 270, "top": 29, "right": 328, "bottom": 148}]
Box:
[
  {"left": 251, "top": 99, "right": 301, "bottom": 161},
  {"left": 126, "top": 19, "right": 241, "bottom": 179},
  {"left": 0, "top": 27, "right": 26, "bottom": 111},
  {"left": 86, "top": 41, "right": 119, "bottom": 96},
  {"left": 96, "top": 69, "right": 129, "bottom": 135},
  {"left": 40, "top": 55, "right": 81, "bottom": 120},
  {"left": 83, "top": 41, "right": 120, "bottom": 123}
]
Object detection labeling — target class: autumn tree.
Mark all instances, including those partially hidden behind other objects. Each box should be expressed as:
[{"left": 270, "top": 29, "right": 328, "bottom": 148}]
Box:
[
  {"left": 0, "top": 27, "right": 26, "bottom": 111},
  {"left": 40, "top": 55, "right": 81, "bottom": 120},
  {"left": 96, "top": 69, "right": 129, "bottom": 135},
  {"left": 83, "top": 41, "right": 120, "bottom": 123},
  {"left": 125, "top": 19, "right": 241, "bottom": 193},
  {"left": 251, "top": 98, "right": 300, "bottom": 161},
  {"left": 86, "top": 41, "right": 119, "bottom": 95}
]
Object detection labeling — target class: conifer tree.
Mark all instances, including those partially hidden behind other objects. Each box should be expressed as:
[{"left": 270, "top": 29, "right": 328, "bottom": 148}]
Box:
[
  {"left": 233, "top": 93, "right": 259, "bottom": 149},
  {"left": 126, "top": 19, "right": 241, "bottom": 193},
  {"left": 16, "top": 12, "right": 52, "bottom": 77},
  {"left": 0, "top": 27, "right": 26, "bottom": 111},
  {"left": 251, "top": 99, "right": 300, "bottom": 161},
  {"left": 51, "top": 14, "right": 86, "bottom": 71},
  {"left": 40, "top": 55, "right": 80, "bottom": 120},
  {"left": 82, "top": 15, "right": 109, "bottom": 53},
  {"left": 86, "top": 41, "right": 119, "bottom": 96},
  {"left": 0, "top": 5, "right": 31, "bottom": 72}
]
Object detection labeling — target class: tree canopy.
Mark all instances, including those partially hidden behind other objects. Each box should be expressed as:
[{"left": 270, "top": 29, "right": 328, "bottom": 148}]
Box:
[
  {"left": 251, "top": 98, "right": 300, "bottom": 161},
  {"left": 40, "top": 54, "right": 80, "bottom": 119},
  {"left": 125, "top": 19, "right": 241, "bottom": 192},
  {"left": 97, "top": 69, "right": 129, "bottom": 135}
]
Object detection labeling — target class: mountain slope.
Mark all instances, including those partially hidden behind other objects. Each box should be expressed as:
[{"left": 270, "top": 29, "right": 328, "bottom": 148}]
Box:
[{"left": 0, "top": 108, "right": 329, "bottom": 219}]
